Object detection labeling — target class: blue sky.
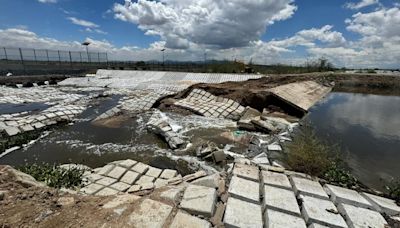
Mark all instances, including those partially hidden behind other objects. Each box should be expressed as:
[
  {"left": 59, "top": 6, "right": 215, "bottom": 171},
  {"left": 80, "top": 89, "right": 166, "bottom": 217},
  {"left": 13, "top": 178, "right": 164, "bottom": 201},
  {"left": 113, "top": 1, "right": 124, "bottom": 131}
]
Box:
[{"left": 0, "top": 0, "right": 399, "bottom": 68}]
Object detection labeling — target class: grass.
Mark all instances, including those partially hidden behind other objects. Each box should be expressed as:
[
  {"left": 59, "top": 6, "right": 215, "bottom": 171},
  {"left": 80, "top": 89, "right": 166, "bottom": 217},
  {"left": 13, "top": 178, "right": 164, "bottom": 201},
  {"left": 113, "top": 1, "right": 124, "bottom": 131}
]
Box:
[
  {"left": 18, "top": 163, "right": 86, "bottom": 189},
  {"left": 284, "top": 125, "right": 358, "bottom": 187}
]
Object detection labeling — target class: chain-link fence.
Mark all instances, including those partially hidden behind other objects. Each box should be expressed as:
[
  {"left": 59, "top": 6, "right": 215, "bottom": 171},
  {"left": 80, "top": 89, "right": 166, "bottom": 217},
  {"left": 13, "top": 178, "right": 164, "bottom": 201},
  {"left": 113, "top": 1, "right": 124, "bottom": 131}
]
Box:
[{"left": 0, "top": 47, "right": 108, "bottom": 63}]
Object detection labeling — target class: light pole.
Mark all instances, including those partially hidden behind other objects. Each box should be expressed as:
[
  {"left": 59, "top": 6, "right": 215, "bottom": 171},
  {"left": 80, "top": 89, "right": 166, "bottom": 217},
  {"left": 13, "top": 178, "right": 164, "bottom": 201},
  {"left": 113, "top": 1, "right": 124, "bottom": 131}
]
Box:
[{"left": 82, "top": 41, "right": 91, "bottom": 63}]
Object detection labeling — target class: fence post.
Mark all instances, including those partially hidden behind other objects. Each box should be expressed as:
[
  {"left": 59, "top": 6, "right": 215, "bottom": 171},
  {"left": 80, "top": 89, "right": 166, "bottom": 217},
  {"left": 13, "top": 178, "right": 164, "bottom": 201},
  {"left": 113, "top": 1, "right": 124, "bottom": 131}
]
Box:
[
  {"left": 19, "top": 48, "right": 26, "bottom": 74},
  {"left": 58, "top": 50, "right": 61, "bottom": 64},
  {"left": 97, "top": 52, "right": 100, "bottom": 63},
  {"left": 79, "top": 52, "right": 82, "bottom": 63},
  {"left": 46, "top": 50, "right": 50, "bottom": 62},
  {"left": 69, "top": 51, "right": 73, "bottom": 68},
  {"left": 33, "top": 49, "right": 37, "bottom": 61},
  {"left": 3, "top": 47, "right": 8, "bottom": 60}
]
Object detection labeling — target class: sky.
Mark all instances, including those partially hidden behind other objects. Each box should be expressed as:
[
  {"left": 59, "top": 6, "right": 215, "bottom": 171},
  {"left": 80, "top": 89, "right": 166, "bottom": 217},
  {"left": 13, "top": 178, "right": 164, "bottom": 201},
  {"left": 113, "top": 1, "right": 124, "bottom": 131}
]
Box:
[{"left": 0, "top": 0, "right": 399, "bottom": 68}]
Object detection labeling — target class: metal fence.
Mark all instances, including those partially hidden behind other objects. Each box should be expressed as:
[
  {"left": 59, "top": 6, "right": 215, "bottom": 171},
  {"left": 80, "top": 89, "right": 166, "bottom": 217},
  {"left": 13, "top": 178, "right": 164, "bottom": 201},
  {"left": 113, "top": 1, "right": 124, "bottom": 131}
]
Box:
[{"left": 0, "top": 47, "right": 108, "bottom": 63}]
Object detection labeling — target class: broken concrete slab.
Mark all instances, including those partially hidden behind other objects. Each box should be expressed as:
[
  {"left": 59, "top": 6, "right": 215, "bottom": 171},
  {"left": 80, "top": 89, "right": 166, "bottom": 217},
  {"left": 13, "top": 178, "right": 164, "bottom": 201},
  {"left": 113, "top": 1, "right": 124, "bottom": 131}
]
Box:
[
  {"left": 263, "top": 185, "right": 301, "bottom": 216},
  {"left": 290, "top": 177, "right": 329, "bottom": 199},
  {"left": 252, "top": 153, "right": 270, "bottom": 166},
  {"left": 160, "top": 186, "right": 186, "bottom": 203},
  {"left": 129, "top": 199, "right": 173, "bottom": 228},
  {"left": 180, "top": 185, "right": 217, "bottom": 218},
  {"left": 251, "top": 117, "right": 278, "bottom": 133},
  {"left": 337, "top": 203, "right": 388, "bottom": 228},
  {"left": 224, "top": 197, "right": 263, "bottom": 228},
  {"left": 228, "top": 175, "right": 260, "bottom": 204},
  {"left": 264, "top": 209, "right": 307, "bottom": 228},
  {"left": 191, "top": 174, "right": 221, "bottom": 189},
  {"left": 261, "top": 170, "right": 292, "bottom": 190},
  {"left": 160, "top": 169, "right": 178, "bottom": 179},
  {"left": 232, "top": 163, "right": 259, "bottom": 182},
  {"left": 154, "top": 178, "right": 168, "bottom": 188},
  {"left": 361, "top": 192, "right": 400, "bottom": 216},
  {"left": 301, "top": 195, "right": 348, "bottom": 228},
  {"left": 170, "top": 211, "right": 211, "bottom": 228},
  {"left": 324, "top": 184, "right": 373, "bottom": 209}
]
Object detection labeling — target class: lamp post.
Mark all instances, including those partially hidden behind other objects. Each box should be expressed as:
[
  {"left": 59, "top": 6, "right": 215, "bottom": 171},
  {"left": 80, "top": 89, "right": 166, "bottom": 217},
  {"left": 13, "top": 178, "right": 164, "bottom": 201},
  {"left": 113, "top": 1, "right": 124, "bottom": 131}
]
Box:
[{"left": 82, "top": 41, "right": 91, "bottom": 63}]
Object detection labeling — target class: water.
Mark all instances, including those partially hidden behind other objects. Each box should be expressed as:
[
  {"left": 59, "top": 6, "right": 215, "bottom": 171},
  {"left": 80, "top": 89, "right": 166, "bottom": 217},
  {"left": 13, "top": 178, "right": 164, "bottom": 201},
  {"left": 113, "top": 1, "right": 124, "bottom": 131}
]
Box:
[
  {"left": 307, "top": 92, "right": 400, "bottom": 190},
  {"left": 0, "top": 102, "right": 49, "bottom": 114}
]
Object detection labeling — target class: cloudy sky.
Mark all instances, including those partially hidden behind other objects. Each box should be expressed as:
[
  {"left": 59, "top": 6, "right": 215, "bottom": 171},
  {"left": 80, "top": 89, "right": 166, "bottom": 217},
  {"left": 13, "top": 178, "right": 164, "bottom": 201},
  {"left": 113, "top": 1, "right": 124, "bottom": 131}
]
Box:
[{"left": 0, "top": 0, "right": 399, "bottom": 68}]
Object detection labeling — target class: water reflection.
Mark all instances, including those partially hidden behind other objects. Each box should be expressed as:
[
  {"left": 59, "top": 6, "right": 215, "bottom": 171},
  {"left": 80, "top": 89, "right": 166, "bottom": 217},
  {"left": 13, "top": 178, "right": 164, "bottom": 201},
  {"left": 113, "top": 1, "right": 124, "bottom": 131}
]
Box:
[{"left": 308, "top": 92, "right": 400, "bottom": 190}]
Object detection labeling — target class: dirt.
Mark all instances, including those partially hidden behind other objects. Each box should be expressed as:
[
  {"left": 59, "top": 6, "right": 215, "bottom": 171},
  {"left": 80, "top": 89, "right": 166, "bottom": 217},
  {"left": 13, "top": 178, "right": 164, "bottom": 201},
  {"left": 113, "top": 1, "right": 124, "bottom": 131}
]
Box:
[{"left": 91, "top": 115, "right": 132, "bottom": 128}]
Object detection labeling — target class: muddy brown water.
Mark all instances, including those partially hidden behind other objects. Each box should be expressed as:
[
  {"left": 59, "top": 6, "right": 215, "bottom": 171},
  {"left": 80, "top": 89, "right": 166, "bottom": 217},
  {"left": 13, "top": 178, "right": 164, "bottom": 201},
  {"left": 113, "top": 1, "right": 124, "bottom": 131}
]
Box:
[{"left": 307, "top": 92, "right": 400, "bottom": 190}]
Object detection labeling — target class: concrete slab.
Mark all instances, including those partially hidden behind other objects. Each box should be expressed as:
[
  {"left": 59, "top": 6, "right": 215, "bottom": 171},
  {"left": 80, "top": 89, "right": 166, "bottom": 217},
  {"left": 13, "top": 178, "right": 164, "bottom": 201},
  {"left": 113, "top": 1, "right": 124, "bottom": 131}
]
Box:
[
  {"left": 224, "top": 197, "right": 263, "bottom": 228},
  {"left": 129, "top": 199, "right": 173, "bottom": 228},
  {"left": 118, "top": 159, "right": 138, "bottom": 169},
  {"left": 109, "top": 182, "right": 131, "bottom": 192},
  {"left": 120, "top": 171, "right": 140, "bottom": 185},
  {"left": 154, "top": 178, "right": 169, "bottom": 188},
  {"left": 324, "top": 184, "right": 372, "bottom": 209},
  {"left": 232, "top": 163, "right": 260, "bottom": 182},
  {"left": 96, "top": 177, "right": 118, "bottom": 186},
  {"left": 263, "top": 185, "right": 301, "bottom": 216},
  {"left": 180, "top": 185, "right": 217, "bottom": 218},
  {"left": 290, "top": 177, "right": 329, "bottom": 199},
  {"left": 106, "top": 166, "right": 127, "bottom": 180},
  {"left": 127, "top": 185, "right": 141, "bottom": 193},
  {"left": 301, "top": 196, "right": 348, "bottom": 228},
  {"left": 361, "top": 192, "right": 400, "bottom": 216},
  {"left": 131, "top": 162, "right": 149, "bottom": 174},
  {"left": 191, "top": 174, "right": 220, "bottom": 188},
  {"left": 265, "top": 209, "right": 307, "bottom": 228},
  {"left": 97, "top": 164, "right": 115, "bottom": 176},
  {"left": 252, "top": 153, "right": 270, "bottom": 165},
  {"left": 4, "top": 126, "right": 20, "bottom": 136},
  {"left": 228, "top": 175, "right": 260, "bottom": 204},
  {"left": 79, "top": 183, "right": 104, "bottom": 195},
  {"left": 145, "top": 167, "right": 162, "bottom": 178},
  {"left": 261, "top": 170, "right": 292, "bottom": 190},
  {"left": 95, "top": 187, "right": 119, "bottom": 196},
  {"left": 160, "top": 186, "right": 186, "bottom": 203},
  {"left": 160, "top": 169, "right": 178, "bottom": 179},
  {"left": 337, "top": 203, "right": 388, "bottom": 228},
  {"left": 170, "top": 211, "right": 211, "bottom": 228},
  {"left": 136, "top": 175, "right": 155, "bottom": 185},
  {"left": 267, "top": 81, "right": 332, "bottom": 112}
]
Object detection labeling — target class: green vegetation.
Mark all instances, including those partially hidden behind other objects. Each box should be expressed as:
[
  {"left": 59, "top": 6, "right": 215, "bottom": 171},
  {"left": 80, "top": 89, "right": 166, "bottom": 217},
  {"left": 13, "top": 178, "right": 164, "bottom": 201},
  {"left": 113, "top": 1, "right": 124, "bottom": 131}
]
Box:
[
  {"left": 18, "top": 163, "right": 86, "bottom": 189},
  {"left": 385, "top": 179, "right": 400, "bottom": 205},
  {"left": 284, "top": 125, "right": 358, "bottom": 187}
]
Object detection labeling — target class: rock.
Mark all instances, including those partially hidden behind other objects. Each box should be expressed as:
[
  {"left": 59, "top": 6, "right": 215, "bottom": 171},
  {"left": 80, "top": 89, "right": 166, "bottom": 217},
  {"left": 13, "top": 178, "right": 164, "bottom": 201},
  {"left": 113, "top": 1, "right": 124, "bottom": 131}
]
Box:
[
  {"left": 0, "top": 190, "right": 6, "bottom": 200},
  {"left": 170, "top": 211, "right": 211, "bottom": 228},
  {"left": 180, "top": 185, "right": 217, "bottom": 218},
  {"left": 9, "top": 167, "right": 46, "bottom": 188},
  {"left": 212, "top": 150, "right": 226, "bottom": 163},
  {"left": 224, "top": 197, "right": 263, "bottom": 228},
  {"left": 237, "top": 107, "right": 261, "bottom": 131},
  {"left": 267, "top": 144, "right": 282, "bottom": 152},
  {"left": 251, "top": 117, "right": 278, "bottom": 133},
  {"left": 128, "top": 199, "right": 173, "bottom": 228},
  {"left": 210, "top": 202, "right": 226, "bottom": 227},
  {"left": 168, "top": 175, "right": 183, "bottom": 185},
  {"left": 191, "top": 174, "right": 221, "bottom": 189},
  {"left": 56, "top": 197, "right": 75, "bottom": 207},
  {"left": 228, "top": 175, "right": 260, "bottom": 204}
]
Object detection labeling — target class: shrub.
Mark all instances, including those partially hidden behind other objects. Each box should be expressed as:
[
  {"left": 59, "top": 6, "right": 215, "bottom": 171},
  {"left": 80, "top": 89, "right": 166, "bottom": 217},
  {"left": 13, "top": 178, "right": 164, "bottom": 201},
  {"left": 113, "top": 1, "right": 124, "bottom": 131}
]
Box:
[
  {"left": 324, "top": 160, "right": 358, "bottom": 188},
  {"left": 385, "top": 179, "right": 400, "bottom": 205},
  {"left": 18, "top": 163, "right": 86, "bottom": 189}
]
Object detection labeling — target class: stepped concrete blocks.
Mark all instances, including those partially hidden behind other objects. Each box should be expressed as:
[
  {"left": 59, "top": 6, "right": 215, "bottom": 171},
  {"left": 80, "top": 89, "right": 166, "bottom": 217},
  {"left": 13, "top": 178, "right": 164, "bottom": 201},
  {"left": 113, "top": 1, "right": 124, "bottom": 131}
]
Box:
[
  {"left": 228, "top": 175, "right": 260, "bottom": 204},
  {"left": 264, "top": 209, "right": 307, "bottom": 228},
  {"left": 261, "top": 170, "right": 292, "bottom": 190},
  {"left": 180, "top": 185, "right": 217, "bottom": 218},
  {"left": 232, "top": 163, "right": 260, "bottom": 182},
  {"left": 106, "top": 166, "right": 127, "bottom": 180},
  {"left": 263, "top": 185, "right": 301, "bottom": 216},
  {"left": 337, "top": 203, "right": 388, "bottom": 228},
  {"left": 170, "top": 211, "right": 211, "bottom": 228},
  {"left": 120, "top": 171, "right": 140, "bottom": 185},
  {"left": 324, "top": 184, "right": 372, "bottom": 209},
  {"left": 290, "top": 177, "right": 329, "bottom": 199},
  {"left": 301, "top": 195, "right": 348, "bottom": 228},
  {"left": 129, "top": 199, "right": 173, "bottom": 228},
  {"left": 160, "top": 169, "right": 178, "bottom": 179},
  {"left": 145, "top": 167, "right": 162, "bottom": 178},
  {"left": 224, "top": 197, "right": 263, "bottom": 228},
  {"left": 361, "top": 192, "right": 400, "bottom": 216},
  {"left": 131, "top": 162, "right": 149, "bottom": 174}
]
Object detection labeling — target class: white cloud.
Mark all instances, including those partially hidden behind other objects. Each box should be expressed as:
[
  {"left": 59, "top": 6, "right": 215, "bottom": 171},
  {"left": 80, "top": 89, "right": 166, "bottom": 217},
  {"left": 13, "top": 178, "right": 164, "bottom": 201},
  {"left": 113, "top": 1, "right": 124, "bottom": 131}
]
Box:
[
  {"left": 67, "top": 17, "right": 99, "bottom": 28},
  {"left": 113, "top": 0, "right": 297, "bottom": 49},
  {"left": 84, "top": 28, "right": 108, "bottom": 35},
  {"left": 38, "top": 0, "right": 57, "bottom": 3},
  {"left": 345, "top": 0, "right": 379, "bottom": 10}
]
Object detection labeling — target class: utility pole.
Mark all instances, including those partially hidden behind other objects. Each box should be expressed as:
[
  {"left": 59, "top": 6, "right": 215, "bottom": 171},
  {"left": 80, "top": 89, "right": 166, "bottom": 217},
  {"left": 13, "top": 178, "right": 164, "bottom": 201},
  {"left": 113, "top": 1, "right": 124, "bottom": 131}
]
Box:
[{"left": 161, "top": 48, "right": 166, "bottom": 71}]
